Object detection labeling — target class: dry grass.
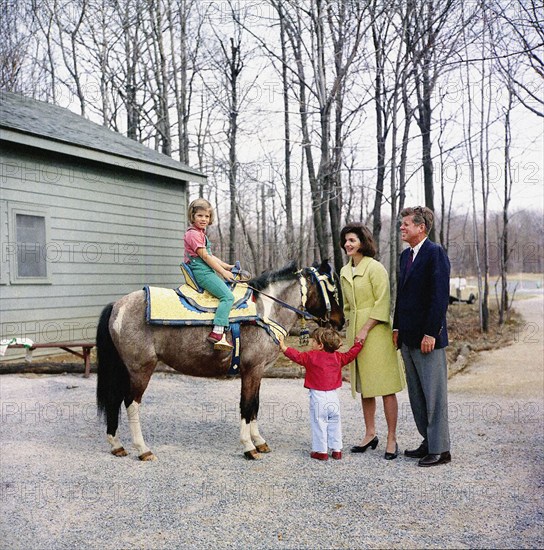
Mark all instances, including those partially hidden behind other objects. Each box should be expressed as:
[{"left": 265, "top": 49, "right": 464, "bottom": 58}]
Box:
[{"left": 446, "top": 302, "right": 523, "bottom": 359}]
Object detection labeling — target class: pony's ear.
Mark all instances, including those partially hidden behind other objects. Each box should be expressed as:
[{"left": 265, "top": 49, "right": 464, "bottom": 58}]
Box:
[
  {"left": 316, "top": 259, "right": 332, "bottom": 275},
  {"left": 285, "top": 259, "right": 299, "bottom": 272}
]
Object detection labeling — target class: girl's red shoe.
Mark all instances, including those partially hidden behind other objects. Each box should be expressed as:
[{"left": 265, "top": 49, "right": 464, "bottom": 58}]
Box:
[{"left": 207, "top": 331, "right": 223, "bottom": 343}]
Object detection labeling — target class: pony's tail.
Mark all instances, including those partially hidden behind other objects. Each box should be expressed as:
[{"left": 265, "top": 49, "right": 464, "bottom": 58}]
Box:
[{"left": 96, "top": 303, "right": 130, "bottom": 436}]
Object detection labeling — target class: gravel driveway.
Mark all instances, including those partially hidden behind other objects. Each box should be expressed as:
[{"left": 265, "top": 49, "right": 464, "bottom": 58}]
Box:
[{"left": 1, "top": 297, "right": 542, "bottom": 549}]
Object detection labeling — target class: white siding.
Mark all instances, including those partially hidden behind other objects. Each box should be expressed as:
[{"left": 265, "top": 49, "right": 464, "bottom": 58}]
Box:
[{"left": 0, "top": 143, "right": 188, "bottom": 355}]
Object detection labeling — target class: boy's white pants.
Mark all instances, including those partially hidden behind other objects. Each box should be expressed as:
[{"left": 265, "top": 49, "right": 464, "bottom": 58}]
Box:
[{"left": 309, "top": 389, "right": 342, "bottom": 453}]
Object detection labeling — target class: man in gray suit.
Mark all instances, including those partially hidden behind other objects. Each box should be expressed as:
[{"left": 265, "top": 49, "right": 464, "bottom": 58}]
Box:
[{"left": 393, "top": 206, "right": 452, "bottom": 467}]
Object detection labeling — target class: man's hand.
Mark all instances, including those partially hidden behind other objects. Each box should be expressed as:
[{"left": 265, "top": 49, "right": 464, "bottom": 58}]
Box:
[
  {"left": 278, "top": 335, "right": 287, "bottom": 352},
  {"left": 420, "top": 334, "right": 436, "bottom": 354}
]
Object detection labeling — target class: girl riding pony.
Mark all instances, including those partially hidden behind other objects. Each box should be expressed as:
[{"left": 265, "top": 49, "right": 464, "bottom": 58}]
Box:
[{"left": 183, "top": 198, "right": 235, "bottom": 351}]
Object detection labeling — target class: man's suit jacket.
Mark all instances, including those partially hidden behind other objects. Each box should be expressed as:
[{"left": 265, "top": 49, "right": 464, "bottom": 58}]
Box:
[{"left": 393, "top": 238, "right": 451, "bottom": 349}]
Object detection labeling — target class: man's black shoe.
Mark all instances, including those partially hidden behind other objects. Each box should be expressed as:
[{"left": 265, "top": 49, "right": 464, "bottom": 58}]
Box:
[
  {"left": 418, "top": 451, "right": 452, "bottom": 467},
  {"left": 404, "top": 444, "right": 428, "bottom": 458}
]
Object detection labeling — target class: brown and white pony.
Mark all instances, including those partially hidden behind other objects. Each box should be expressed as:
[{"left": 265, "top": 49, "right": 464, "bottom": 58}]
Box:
[{"left": 96, "top": 260, "right": 344, "bottom": 461}]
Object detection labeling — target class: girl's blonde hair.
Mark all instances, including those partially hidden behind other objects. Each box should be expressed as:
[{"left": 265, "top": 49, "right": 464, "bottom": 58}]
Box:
[{"left": 188, "top": 198, "right": 215, "bottom": 225}]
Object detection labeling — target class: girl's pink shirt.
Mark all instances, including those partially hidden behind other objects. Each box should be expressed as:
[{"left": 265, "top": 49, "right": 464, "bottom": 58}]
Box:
[{"left": 184, "top": 225, "right": 206, "bottom": 262}]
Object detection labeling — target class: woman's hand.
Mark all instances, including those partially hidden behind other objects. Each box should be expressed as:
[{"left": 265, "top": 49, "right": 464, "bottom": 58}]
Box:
[
  {"left": 355, "top": 328, "right": 369, "bottom": 346},
  {"left": 356, "top": 318, "right": 379, "bottom": 346},
  {"left": 278, "top": 335, "right": 287, "bottom": 352}
]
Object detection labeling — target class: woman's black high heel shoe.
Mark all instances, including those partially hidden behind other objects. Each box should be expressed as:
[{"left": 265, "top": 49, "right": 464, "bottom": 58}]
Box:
[
  {"left": 384, "top": 443, "right": 399, "bottom": 460},
  {"left": 351, "top": 436, "right": 379, "bottom": 453}
]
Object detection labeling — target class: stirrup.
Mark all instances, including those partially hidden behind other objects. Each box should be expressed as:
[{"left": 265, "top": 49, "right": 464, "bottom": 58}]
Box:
[{"left": 214, "top": 334, "right": 233, "bottom": 351}]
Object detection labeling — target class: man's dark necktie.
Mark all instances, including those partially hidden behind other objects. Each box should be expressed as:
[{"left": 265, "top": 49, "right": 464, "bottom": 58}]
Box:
[{"left": 406, "top": 248, "right": 414, "bottom": 273}]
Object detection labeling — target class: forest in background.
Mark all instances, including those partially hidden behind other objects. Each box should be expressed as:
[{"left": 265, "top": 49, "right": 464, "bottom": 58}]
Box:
[{"left": 1, "top": 0, "right": 543, "bottom": 331}]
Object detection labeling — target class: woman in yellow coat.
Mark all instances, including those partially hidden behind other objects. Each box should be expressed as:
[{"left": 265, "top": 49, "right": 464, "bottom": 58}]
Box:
[{"left": 340, "top": 223, "right": 405, "bottom": 460}]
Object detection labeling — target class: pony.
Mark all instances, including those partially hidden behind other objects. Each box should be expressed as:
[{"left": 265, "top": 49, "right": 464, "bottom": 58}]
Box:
[{"left": 96, "top": 260, "right": 344, "bottom": 461}]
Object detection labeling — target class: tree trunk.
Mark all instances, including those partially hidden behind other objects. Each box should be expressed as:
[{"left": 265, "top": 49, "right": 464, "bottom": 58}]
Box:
[
  {"left": 261, "top": 184, "right": 267, "bottom": 270},
  {"left": 479, "top": 5, "right": 491, "bottom": 333},
  {"left": 289, "top": 27, "right": 326, "bottom": 259},
  {"left": 124, "top": 4, "right": 140, "bottom": 141},
  {"left": 169, "top": 0, "right": 191, "bottom": 164},
  {"left": 371, "top": 20, "right": 387, "bottom": 258},
  {"left": 278, "top": 5, "right": 295, "bottom": 258},
  {"left": 224, "top": 36, "right": 242, "bottom": 264},
  {"left": 499, "top": 83, "right": 514, "bottom": 324}
]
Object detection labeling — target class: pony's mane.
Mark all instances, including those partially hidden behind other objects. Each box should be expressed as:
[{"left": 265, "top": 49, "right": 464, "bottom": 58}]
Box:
[{"left": 248, "top": 260, "right": 299, "bottom": 291}]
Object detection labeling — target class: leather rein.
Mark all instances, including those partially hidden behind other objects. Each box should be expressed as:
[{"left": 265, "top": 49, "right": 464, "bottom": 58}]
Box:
[{"left": 236, "top": 267, "right": 339, "bottom": 324}]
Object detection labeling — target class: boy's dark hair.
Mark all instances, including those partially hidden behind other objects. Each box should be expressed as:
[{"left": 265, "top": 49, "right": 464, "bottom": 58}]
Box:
[{"left": 312, "top": 327, "right": 343, "bottom": 353}]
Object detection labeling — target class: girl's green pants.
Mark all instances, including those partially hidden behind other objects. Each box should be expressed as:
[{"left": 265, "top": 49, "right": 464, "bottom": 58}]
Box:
[{"left": 188, "top": 257, "right": 234, "bottom": 327}]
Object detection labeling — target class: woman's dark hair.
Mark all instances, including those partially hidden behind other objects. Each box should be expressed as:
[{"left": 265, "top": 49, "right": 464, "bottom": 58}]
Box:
[{"left": 339, "top": 223, "right": 377, "bottom": 258}]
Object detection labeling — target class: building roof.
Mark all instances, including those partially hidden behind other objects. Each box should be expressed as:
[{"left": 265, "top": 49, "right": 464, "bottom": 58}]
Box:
[{"left": 0, "top": 90, "right": 206, "bottom": 184}]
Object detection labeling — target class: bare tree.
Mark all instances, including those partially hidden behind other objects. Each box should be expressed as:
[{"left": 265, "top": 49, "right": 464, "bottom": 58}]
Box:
[
  {"left": 193, "top": 85, "right": 217, "bottom": 196},
  {"left": 84, "top": 0, "right": 115, "bottom": 126},
  {"left": 326, "top": 0, "right": 369, "bottom": 272},
  {"left": 203, "top": 4, "right": 257, "bottom": 264},
  {"left": 460, "top": 5, "right": 484, "bottom": 330},
  {"left": 31, "top": 0, "right": 59, "bottom": 103},
  {"left": 117, "top": 0, "right": 144, "bottom": 140},
  {"left": 370, "top": 0, "right": 390, "bottom": 257},
  {"left": 277, "top": 3, "right": 295, "bottom": 257},
  {"left": 222, "top": 34, "right": 242, "bottom": 264},
  {"left": 492, "top": 0, "right": 544, "bottom": 118},
  {"left": 478, "top": 2, "right": 493, "bottom": 332},
  {"left": 29, "top": 0, "right": 90, "bottom": 115},
  {"left": 402, "top": 0, "right": 473, "bottom": 243},
  {"left": 7, "top": 0, "right": 542, "bottom": 287},
  {"left": 269, "top": 0, "right": 370, "bottom": 272},
  {"left": 0, "top": 1, "right": 35, "bottom": 91},
  {"left": 498, "top": 75, "right": 515, "bottom": 323},
  {"left": 141, "top": 0, "right": 172, "bottom": 155},
  {"left": 168, "top": 0, "right": 204, "bottom": 164},
  {"left": 272, "top": 2, "right": 327, "bottom": 261}
]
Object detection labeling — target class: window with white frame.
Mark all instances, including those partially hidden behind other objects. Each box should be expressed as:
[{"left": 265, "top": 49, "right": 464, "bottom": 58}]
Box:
[{"left": 8, "top": 204, "right": 52, "bottom": 284}]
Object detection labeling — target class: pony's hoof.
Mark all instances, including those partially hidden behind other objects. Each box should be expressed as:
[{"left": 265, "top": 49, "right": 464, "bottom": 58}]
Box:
[
  {"left": 244, "top": 449, "right": 262, "bottom": 460},
  {"left": 111, "top": 447, "right": 128, "bottom": 457},
  {"left": 139, "top": 451, "right": 157, "bottom": 461},
  {"left": 255, "top": 443, "right": 271, "bottom": 453}
]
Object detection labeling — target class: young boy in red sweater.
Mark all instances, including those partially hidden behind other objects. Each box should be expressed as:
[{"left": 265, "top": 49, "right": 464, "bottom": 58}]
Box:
[{"left": 279, "top": 328, "right": 363, "bottom": 460}]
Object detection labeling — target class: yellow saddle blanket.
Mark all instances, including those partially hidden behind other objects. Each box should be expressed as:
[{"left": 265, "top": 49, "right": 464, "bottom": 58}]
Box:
[
  {"left": 144, "top": 283, "right": 257, "bottom": 325},
  {"left": 143, "top": 283, "right": 287, "bottom": 344}
]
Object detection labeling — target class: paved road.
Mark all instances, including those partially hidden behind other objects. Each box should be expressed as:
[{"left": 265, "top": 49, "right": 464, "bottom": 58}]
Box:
[{"left": 450, "top": 296, "right": 543, "bottom": 398}]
